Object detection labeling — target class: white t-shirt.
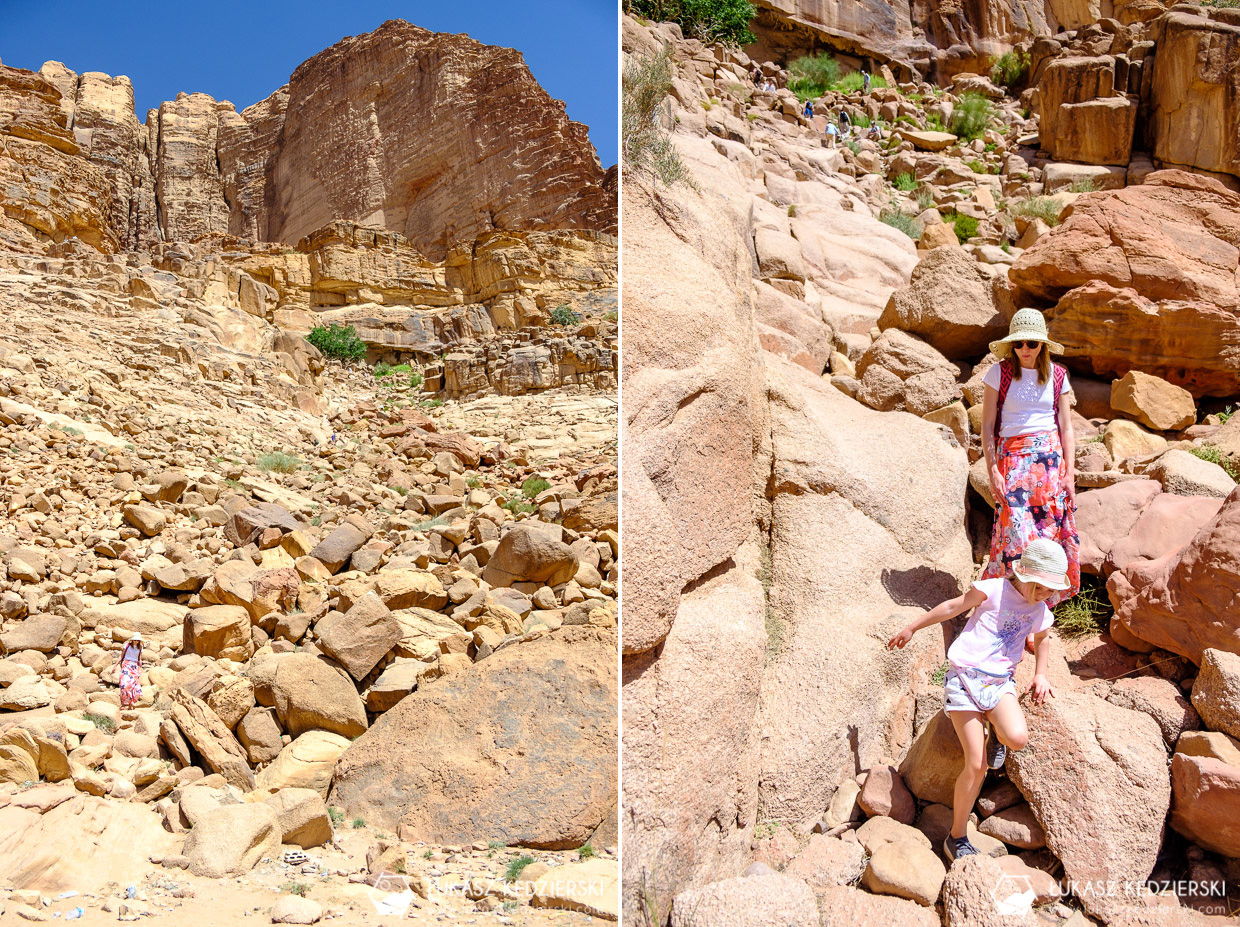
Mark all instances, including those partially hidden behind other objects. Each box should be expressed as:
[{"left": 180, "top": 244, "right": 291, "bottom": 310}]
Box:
[
  {"left": 948, "top": 578, "right": 1054, "bottom": 677},
  {"left": 983, "top": 363, "right": 1070, "bottom": 439}
]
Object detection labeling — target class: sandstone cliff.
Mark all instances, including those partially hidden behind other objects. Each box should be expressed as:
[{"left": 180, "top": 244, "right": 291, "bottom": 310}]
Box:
[{"left": 1, "top": 20, "right": 615, "bottom": 258}]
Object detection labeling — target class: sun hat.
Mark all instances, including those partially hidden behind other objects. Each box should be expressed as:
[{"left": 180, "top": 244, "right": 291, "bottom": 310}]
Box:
[
  {"left": 1013, "top": 538, "right": 1070, "bottom": 591},
  {"left": 989, "top": 308, "right": 1064, "bottom": 358}
]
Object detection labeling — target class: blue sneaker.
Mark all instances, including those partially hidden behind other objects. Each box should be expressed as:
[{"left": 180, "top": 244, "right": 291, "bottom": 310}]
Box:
[
  {"left": 944, "top": 835, "right": 979, "bottom": 862},
  {"left": 987, "top": 735, "right": 1007, "bottom": 770}
]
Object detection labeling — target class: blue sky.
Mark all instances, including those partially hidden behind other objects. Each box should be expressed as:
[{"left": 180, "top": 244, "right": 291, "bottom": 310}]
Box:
[{"left": 0, "top": 0, "right": 618, "bottom": 165}]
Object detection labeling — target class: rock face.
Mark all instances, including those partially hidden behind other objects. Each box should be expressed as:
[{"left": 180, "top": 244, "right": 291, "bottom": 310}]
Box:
[
  {"left": 1148, "top": 11, "right": 1240, "bottom": 181},
  {"left": 1034, "top": 55, "right": 1138, "bottom": 166},
  {"left": 1006, "top": 691, "right": 1170, "bottom": 921},
  {"left": 330, "top": 626, "right": 615, "bottom": 849},
  {"left": 1169, "top": 753, "right": 1240, "bottom": 857},
  {"left": 1010, "top": 171, "right": 1240, "bottom": 397},
  {"left": 1109, "top": 486, "right": 1240, "bottom": 663},
  {"left": 1, "top": 20, "right": 615, "bottom": 257}
]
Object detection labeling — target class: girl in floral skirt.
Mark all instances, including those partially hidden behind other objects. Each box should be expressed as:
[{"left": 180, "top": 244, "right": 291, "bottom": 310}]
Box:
[
  {"left": 117, "top": 632, "right": 144, "bottom": 708},
  {"left": 981, "top": 308, "right": 1080, "bottom": 617}
]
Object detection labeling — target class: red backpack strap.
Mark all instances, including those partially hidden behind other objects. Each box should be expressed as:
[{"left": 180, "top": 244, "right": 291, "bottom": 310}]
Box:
[
  {"left": 994, "top": 360, "right": 1012, "bottom": 449},
  {"left": 1053, "top": 363, "right": 1067, "bottom": 449}
]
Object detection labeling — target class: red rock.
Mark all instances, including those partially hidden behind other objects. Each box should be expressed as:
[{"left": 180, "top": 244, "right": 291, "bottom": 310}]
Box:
[
  {"left": 1104, "top": 492, "right": 1224, "bottom": 576},
  {"left": 1169, "top": 753, "right": 1240, "bottom": 857},
  {"left": 1109, "top": 485, "right": 1240, "bottom": 663},
  {"left": 1011, "top": 171, "right": 1240, "bottom": 397},
  {"left": 1074, "top": 480, "right": 1160, "bottom": 575},
  {"left": 857, "top": 765, "right": 916, "bottom": 825}
]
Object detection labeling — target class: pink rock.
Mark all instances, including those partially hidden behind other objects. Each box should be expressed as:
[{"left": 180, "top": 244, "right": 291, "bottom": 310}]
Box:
[
  {"left": 1170, "top": 753, "right": 1240, "bottom": 857},
  {"left": 1074, "top": 480, "right": 1160, "bottom": 574},
  {"left": 1109, "top": 485, "right": 1240, "bottom": 663},
  {"left": 857, "top": 765, "right": 916, "bottom": 825},
  {"left": 1105, "top": 492, "right": 1224, "bottom": 576}
]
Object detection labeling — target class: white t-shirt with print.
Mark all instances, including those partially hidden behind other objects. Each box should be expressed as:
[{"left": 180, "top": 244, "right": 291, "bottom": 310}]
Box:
[
  {"left": 983, "top": 363, "right": 1070, "bottom": 439},
  {"left": 947, "top": 578, "right": 1054, "bottom": 678}
]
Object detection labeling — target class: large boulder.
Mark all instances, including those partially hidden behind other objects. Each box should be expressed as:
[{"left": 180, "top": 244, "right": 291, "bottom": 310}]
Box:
[
  {"left": 854, "top": 329, "right": 962, "bottom": 415},
  {"left": 1010, "top": 172, "right": 1240, "bottom": 397},
  {"left": 0, "top": 615, "right": 67, "bottom": 654},
  {"left": 182, "top": 803, "right": 282, "bottom": 877},
  {"left": 783, "top": 835, "right": 867, "bottom": 890},
  {"left": 1148, "top": 448, "right": 1237, "bottom": 499},
  {"left": 263, "top": 787, "right": 333, "bottom": 848},
  {"left": 1107, "top": 675, "right": 1200, "bottom": 749},
  {"left": 817, "top": 884, "right": 940, "bottom": 927},
  {"left": 1006, "top": 690, "right": 1170, "bottom": 921},
  {"left": 1109, "top": 485, "right": 1240, "bottom": 662},
  {"left": 1074, "top": 479, "right": 1160, "bottom": 574},
  {"left": 307, "top": 523, "right": 368, "bottom": 574},
  {"left": 878, "top": 247, "right": 1010, "bottom": 360},
  {"left": 1110, "top": 370, "right": 1196, "bottom": 432},
  {"left": 256, "top": 730, "right": 351, "bottom": 797},
  {"left": 314, "top": 592, "right": 400, "bottom": 681},
  {"left": 1035, "top": 56, "right": 1138, "bottom": 166},
  {"left": 669, "top": 872, "right": 818, "bottom": 927},
  {"left": 1104, "top": 491, "right": 1224, "bottom": 575},
  {"left": 258, "top": 652, "right": 368, "bottom": 739},
  {"left": 1149, "top": 11, "right": 1240, "bottom": 181},
  {"left": 941, "top": 854, "right": 1042, "bottom": 927},
  {"left": 481, "top": 524, "right": 579, "bottom": 588},
  {"left": 1169, "top": 753, "right": 1240, "bottom": 857},
  {"left": 1191, "top": 648, "right": 1240, "bottom": 740},
  {"left": 330, "top": 626, "right": 615, "bottom": 848},
  {"left": 168, "top": 688, "right": 255, "bottom": 790},
  {"left": 182, "top": 605, "right": 252, "bottom": 662}
]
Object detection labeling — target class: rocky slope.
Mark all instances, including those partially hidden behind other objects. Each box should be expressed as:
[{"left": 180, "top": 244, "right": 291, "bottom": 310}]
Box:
[
  {"left": 623, "top": 11, "right": 1240, "bottom": 927},
  {"left": 0, "top": 20, "right": 618, "bottom": 925},
  {"left": 2, "top": 19, "right": 616, "bottom": 259}
]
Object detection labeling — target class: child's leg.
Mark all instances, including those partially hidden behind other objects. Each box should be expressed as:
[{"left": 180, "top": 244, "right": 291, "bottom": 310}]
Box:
[
  {"left": 947, "top": 709, "right": 987, "bottom": 839},
  {"left": 986, "top": 693, "right": 1029, "bottom": 751}
]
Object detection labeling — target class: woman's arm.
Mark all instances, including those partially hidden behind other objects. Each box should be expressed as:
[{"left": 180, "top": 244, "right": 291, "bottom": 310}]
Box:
[
  {"left": 888, "top": 586, "right": 987, "bottom": 649},
  {"left": 1057, "top": 389, "right": 1075, "bottom": 502},
  {"left": 982, "top": 384, "right": 1003, "bottom": 502}
]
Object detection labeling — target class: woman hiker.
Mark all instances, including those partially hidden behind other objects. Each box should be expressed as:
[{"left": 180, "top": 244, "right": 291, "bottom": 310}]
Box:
[
  {"left": 980, "top": 308, "right": 1080, "bottom": 634},
  {"left": 117, "top": 632, "right": 144, "bottom": 709}
]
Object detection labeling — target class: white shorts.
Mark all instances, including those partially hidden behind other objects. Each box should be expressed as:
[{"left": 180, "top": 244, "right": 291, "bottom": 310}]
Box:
[{"left": 944, "top": 666, "right": 1016, "bottom": 713}]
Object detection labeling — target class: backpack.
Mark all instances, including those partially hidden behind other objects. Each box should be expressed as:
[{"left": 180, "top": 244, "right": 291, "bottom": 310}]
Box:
[{"left": 994, "top": 360, "right": 1066, "bottom": 450}]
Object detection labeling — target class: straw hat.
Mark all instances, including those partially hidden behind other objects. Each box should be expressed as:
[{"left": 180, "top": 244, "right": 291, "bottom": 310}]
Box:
[
  {"left": 989, "top": 308, "right": 1063, "bottom": 358},
  {"left": 1013, "top": 538, "right": 1070, "bottom": 590}
]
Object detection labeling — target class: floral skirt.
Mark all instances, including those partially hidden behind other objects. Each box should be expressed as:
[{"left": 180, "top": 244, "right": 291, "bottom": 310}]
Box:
[
  {"left": 982, "top": 430, "right": 1080, "bottom": 608},
  {"left": 120, "top": 658, "right": 141, "bottom": 706}
]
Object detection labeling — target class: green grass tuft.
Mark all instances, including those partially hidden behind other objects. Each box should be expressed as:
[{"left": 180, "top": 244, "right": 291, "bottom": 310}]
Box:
[
  {"left": 950, "top": 92, "right": 995, "bottom": 143},
  {"left": 880, "top": 208, "right": 922, "bottom": 240},
  {"left": 82, "top": 711, "right": 116, "bottom": 733},
  {"left": 990, "top": 49, "right": 1030, "bottom": 87},
  {"left": 256, "top": 451, "right": 301, "bottom": 474},
  {"left": 1011, "top": 196, "right": 1062, "bottom": 227},
  {"left": 1052, "top": 576, "right": 1113, "bottom": 638},
  {"left": 893, "top": 172, "right": 918, "bottom": 192},
  {"left": 521, "top": 477, "right": 551, "bottom": 499},
  {"left": 951, "top": 213, "right": 979, "bottom": 244},
  {"left": 788, "top": 52, "right": 840, "bottom": 101},
  {"left": 1190, "top": 444, "right": 1239, "bottom": 482},
  {"left": 505, "top": 855, "right": 536, "bottom": 882}
]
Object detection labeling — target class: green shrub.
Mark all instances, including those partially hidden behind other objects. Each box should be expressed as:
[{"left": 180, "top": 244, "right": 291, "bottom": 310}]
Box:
[
  {"left": 578, "top": 843, "right": 596, "bottom": 860},
  {"left": 408, "top": 372, "right": 424, "bottom": 389},
  {"left": 550, "top": 305, "right": 581, "bottom": 326},
  {"left": 522, "top": 477, "right": 551, "bottom": 499},
  {"left": 1218, "top": 406, "right": 1234, "bottom": 424},
  {"left": 327, "top": 807, "right": 344, "bottom": 826},
  {"left": 990, "top": 49, "right": 1030, "bottom": 87},
  {"left": 626, "top": 0, "right": 757, "bottom": 45},
  {"left": 257, "top": 451, "right": 301, "bottom": 474},
  {"left": 915, "top": 189, "right": 935, "bottom": 212},
  {"left": 850, "top": 112, "right": 872, "bottom": 128},
  {"left": 951, "top": 213, "right": 979, "bottom": 243},
  {"left": 373, "top": 362, "right": 393, "bottom": 378},
  {"left": 603, "top": 310, "right": 618, "bottom": 323},
  {"left": 505, "top": 855, "right": 536, "bottom": 882},
  {"left": 83, "top": 711, "right": 116, "bottom": 734},
  {"left": 351, "top": 816, "right": 366, "bottom": 829},
  {"left": 1052, "top": 576, "right": 1113, "bottom": 638},
  {"left": 950, "top": 92, "right": 995, "bottom": 142},
  {"left": 307, "top": 324, "right": 366, "bottom": 361},
  {"left": 419, "top": 398, "right": 444, "bottom": 409},
  {"left": 965, "top": 158, "right": 986, "bottom": 174},
  {"left": 1190, "top": 444, "right": 1239, "bottom": 482},
  {"left": 831, "top": 71, "right": 888, "bottom": 93},
  {"left": 788, "top": 53, "right": 840, "bottom": 101},
  {"left": 924, "top": 112, "right": 946, "bottom": 132},
  {"left": 880, "top": 208, "right": 922, "bottom": 240},
  {"left": 1068, "top": 178, "right": 1097, "bottom": 193},
  {"left": 893, "top": 173, "right": 918, "bottom": 192},
  {"left": 1011, "top": 196, "right": 1062, "bottom": 227},
  {"left": 623, "top": 45, "right": 697, "bottom": 188},
  {"left": 503, "top": 499, "right": 537, "bottom": 516},
  {"left": 844, "top": 139, "right": 861, "bottom": 156},
  {"left": 281, "top": 882, "right": 311, "bottom": 897},
  {"left": 931, "top": 662, "right": 948, "bottom": 686}
]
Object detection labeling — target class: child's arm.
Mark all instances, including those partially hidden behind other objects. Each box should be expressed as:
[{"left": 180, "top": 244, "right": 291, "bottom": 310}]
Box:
[
  {"left": 1028, "top": 629, "right": 1055, "bottom": 704},
  {"left": 887, "top": 586, "right": 987, "bottom": 650}
]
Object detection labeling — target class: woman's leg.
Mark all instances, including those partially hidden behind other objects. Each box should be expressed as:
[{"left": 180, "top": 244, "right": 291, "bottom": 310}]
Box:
[
  {"left": 986, "top": 694, "right": 1029, "bottom": 751},
  {"left": 948, "top": 709, "right": 988, "bottom": 839}
]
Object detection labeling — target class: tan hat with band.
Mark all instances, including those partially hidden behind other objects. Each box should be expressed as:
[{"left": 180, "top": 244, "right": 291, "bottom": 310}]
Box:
[
  {"left": 1013, "top": 538, "right": 1070, "bottom": 590},
  {"left": 989, "top": 308, "right": 1064, "bottom": 358}
]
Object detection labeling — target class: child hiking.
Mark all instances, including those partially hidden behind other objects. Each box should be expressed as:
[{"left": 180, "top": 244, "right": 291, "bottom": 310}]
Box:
[{"left": 887, "top": 538, "right": 1066, "bottom": 861}]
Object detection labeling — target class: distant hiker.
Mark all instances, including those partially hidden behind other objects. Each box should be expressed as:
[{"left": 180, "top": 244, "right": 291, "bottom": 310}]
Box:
[
  {"left": 981, "top": 308, "right": 1080, "bottom": 639},
  {"left": 838, "top": 108, "right": 851, "bottom": 134},
  {"left": 117, "top": 633, "right": 144, "bottom": 708},
  {"left": 867, "top": 122, "right": 881, "bottom": 141},
  {"left": 862, "top": 69, "right": 871, "bottom": 92},
  {"left": 824, "top": 121, "right": 838, "bottom": 148},
  {"left": 751, "top": 65, "right": 762, "bottom": 86},
  {"left": 888, "top": 538, "right": 1065, "bottom": 861},
  {"left": 803, "top": 99, "right": 814, "bottom": 119}
]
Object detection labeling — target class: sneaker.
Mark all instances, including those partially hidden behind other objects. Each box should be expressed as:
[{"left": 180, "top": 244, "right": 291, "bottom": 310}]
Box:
[
  {"left": 986, "top": 735, "right": 1007, "bottom": 770},
  {"left": 944, "top": 835, "right": 980, "bottom": 862}
]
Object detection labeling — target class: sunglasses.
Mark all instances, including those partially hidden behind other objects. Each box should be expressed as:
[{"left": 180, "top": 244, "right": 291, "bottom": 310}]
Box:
[{"left": 1014, "top": 341, "right": 1042, "bottom": 349}]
